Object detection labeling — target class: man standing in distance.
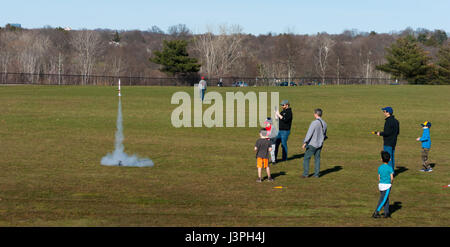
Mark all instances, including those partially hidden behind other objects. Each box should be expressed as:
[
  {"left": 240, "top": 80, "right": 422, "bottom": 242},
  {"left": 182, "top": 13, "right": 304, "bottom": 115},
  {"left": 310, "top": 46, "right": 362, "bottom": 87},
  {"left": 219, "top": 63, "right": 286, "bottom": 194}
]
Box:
[
  {"left": 302, "top": 108, "right": 327, "bottom": 178},
  {"left": 376, "top": 106, "right": 400, "bottom": 171},
  {"left": 274, "top": 100, "right": 293, "bottom": 162},
  {"left": 198, "top": 76, "right": 207, "bottom": 101}
]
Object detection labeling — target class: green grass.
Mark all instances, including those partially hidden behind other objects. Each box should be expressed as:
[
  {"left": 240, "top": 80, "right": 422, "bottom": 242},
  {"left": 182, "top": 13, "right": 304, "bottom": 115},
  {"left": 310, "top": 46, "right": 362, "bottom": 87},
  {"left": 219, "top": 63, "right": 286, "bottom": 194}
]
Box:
[{"left": 0, "top": 85, "right": 449, "bottom": 226}]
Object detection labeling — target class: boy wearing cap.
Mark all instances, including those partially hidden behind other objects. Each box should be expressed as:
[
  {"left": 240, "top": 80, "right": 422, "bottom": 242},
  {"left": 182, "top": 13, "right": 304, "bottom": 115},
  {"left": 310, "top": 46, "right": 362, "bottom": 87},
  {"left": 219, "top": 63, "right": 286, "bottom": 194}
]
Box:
[
  {"left": 255, "top": 128, "right": 273, "bottom": 182},
  {"left": 274, "top": 100, "right": 293, "bottom": 162},
  {"left": 376, "top": 106, "right": 400, "bottom": 170},
  {"left": 416, "top": 121, "right": 432, "bottom": 172}
]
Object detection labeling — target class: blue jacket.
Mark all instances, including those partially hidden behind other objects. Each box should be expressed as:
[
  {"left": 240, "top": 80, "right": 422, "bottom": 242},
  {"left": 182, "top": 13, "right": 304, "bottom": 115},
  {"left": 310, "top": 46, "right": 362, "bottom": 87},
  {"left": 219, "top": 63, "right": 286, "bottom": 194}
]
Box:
[{"left": 419, "top": 128, "right": 431, "bottom": 149}]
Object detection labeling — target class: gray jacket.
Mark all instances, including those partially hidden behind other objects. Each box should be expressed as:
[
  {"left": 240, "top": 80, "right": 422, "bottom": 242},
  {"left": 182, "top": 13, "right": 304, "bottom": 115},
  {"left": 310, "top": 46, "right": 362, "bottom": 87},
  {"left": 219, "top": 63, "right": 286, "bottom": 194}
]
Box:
[{"left": 304, "top": 118, "right": 327, "bottom": 148}]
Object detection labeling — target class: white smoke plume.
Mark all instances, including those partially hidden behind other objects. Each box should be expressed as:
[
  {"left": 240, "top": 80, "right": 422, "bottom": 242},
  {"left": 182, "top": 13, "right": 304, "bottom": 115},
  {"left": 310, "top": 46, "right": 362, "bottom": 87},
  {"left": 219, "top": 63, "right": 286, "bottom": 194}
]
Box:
[{"left": 101, "top": 99, "right": 154, "bottom": 167}]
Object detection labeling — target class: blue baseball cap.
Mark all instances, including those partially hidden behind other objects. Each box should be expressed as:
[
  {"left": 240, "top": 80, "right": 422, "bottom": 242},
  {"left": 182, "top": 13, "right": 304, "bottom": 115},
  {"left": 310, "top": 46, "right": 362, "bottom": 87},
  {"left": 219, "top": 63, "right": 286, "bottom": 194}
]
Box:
[{"left": 381, "top": 106, "right": 393, "bottom": 114}]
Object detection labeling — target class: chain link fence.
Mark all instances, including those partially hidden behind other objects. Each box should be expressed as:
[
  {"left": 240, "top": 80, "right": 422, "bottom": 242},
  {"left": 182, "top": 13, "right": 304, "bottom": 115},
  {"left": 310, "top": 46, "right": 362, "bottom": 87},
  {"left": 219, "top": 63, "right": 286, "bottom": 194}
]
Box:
[{"left": 0, "top": 72, "right": 401, "bottom": 86}]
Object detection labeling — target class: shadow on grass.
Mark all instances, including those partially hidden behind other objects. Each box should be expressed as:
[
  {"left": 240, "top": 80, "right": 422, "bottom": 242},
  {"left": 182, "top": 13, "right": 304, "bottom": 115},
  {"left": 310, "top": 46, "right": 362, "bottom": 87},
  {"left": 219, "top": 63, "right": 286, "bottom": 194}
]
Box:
[
  {"left": 264, "top": 171, "right": 287, "bottom": 180},
  {"left": 394, "top": 166, "right": 408, "bottom": 177},
  {"left": 389, "top": 201, "right": 402, "bottom": 216},
  {"left": 318, "top": 165, "right": 343, "bottom": 177},
  {"left": 430, "top": 163, "right": 436, "bottom": 168},
  {"left": 287, "top": 153, "right": 305, "bottom": 161},
  {"left": 274, "top": 153, "right": 305, "bottom": 164}
]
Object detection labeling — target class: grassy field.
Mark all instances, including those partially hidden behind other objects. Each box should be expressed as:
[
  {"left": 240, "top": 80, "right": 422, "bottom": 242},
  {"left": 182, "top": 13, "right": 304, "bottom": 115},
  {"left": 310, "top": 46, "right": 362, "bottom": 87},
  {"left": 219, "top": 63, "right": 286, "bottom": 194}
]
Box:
[{"left": 0, "top": 84, "right": 449, "bottom": 226}]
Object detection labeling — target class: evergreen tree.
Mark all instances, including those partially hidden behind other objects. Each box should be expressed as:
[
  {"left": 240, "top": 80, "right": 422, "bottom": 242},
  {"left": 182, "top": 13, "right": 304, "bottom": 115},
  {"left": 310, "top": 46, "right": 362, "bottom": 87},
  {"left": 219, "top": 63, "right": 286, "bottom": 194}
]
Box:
[
  {"left": 150, "top": 39, "right": 200, "bottom": 76},
  {"left": 376, "top": 36, "right": 433, "bottom": 84},
  {"left": 112, "top": 31, "right": 121, "bottom": 43},
  {"left": 435, "top": 43, "right": 450, "bottom": 84}
]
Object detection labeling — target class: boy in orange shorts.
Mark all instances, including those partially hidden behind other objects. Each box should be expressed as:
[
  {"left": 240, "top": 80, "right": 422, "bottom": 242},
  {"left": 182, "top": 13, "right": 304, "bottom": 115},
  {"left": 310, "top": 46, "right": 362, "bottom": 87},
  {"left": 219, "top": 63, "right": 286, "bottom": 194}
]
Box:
[{"left": 255, "top": 128, "right": 273, "bottom": 182}]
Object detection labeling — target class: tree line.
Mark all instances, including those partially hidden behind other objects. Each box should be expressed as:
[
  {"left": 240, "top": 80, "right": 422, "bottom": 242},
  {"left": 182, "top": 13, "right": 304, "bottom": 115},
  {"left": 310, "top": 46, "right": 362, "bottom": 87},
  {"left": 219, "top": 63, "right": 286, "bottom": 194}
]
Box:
[{"left": 0, "top": 24, "right": 448, "bottom": 85}]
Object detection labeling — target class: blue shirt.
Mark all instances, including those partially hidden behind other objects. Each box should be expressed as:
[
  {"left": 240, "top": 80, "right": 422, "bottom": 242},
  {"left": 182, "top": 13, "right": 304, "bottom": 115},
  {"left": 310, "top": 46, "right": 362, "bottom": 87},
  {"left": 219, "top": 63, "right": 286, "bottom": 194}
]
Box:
[
  {"left": 419, "top": 128, "right": 431, "bottom": 149},
  {"left": 378, "top": 163, "right": 393, "bottom": 184}
]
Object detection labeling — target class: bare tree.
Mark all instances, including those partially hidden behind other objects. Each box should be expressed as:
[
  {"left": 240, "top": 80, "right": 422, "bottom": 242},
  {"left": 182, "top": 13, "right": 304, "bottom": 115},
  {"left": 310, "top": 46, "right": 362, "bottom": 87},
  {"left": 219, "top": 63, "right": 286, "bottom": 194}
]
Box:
[
  {"left": 0, "top": 31, "right": 14, "bottom": 83},
  {"left": 16, "top": 31, "right": 50, "bottom": 83},
  {"left": 274, "top": 33, "right": 303, "bottom": 84},
  {"left": 167, "top": 24, "right": 191, "bottom": 40},
  {"left": 313, "top": 33, "right": 335, "bottom": 84},
  {"left": 70, "top": 30, "right": 102, "bottom": 85},
  {"left": 194, "top": 24, "right": 244, "bottom": 78}
]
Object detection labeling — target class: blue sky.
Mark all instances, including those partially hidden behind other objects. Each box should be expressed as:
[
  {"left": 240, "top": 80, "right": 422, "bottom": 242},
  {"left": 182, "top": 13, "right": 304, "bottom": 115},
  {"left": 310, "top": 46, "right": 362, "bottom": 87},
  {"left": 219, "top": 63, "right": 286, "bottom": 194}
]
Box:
[{"left": 1, "top": 0, "right": 449, "bottom": 34}]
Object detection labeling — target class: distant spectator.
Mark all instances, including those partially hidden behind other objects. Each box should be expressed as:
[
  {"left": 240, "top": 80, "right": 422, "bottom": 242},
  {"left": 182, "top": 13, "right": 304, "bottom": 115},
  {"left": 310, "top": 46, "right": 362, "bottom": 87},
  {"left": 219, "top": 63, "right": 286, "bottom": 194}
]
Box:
[{"left": 198, "top": 76, "right": 207, "bottom": 101}]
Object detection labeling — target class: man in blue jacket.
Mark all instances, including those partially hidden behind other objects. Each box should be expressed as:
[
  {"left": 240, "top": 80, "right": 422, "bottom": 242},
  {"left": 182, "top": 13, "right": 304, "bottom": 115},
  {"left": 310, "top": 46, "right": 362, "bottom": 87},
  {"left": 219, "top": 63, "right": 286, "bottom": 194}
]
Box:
[
  {"left": 376, "top": 107, "right": 400, "bottom": 171},
  {"left": 416, "top": 121, "right": 432, "bottom": 172}
]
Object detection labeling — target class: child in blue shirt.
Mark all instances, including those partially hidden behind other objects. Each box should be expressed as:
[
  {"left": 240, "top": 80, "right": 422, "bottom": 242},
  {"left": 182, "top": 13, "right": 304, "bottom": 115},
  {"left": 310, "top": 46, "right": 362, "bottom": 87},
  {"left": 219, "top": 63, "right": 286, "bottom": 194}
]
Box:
[
  {"left": 372, "top": 151, "right": 394, "bottom": 219},
  {"left": 416, "top": 121, "right": 432, "bottom": 172}
]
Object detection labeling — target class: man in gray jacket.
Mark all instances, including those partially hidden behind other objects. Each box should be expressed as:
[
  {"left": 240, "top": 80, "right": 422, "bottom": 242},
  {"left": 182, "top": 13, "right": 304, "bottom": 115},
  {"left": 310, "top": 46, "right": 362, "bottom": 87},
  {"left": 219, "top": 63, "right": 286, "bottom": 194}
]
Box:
[{"left": 302, "top": 108, "right": 327, "bottom": 178}]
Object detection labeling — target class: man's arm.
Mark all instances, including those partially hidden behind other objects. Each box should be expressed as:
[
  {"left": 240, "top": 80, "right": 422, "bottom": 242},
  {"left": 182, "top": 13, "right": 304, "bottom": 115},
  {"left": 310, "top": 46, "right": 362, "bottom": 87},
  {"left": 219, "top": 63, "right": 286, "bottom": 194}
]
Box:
[{"left": 303, "top": 121, "right": 316, "bottom": 145}]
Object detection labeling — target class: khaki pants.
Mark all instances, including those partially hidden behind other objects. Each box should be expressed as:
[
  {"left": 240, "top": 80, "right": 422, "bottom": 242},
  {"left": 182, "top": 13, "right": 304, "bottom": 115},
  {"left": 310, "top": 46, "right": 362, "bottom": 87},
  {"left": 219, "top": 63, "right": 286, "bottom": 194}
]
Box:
[{"left": 421, "top": 148, "right": 430, "bottom": 169}]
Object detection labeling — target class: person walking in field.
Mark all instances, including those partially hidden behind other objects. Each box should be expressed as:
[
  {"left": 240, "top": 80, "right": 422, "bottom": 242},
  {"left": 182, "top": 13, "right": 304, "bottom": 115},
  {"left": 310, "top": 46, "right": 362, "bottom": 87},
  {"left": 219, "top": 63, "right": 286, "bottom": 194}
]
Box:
[
  {"left": 376, "top": 106, "right": 400, "bottom": 171},
  {"left": 372, "top": 151, "right": 394, "bottom": 219},
  {"left": 198, "top": 76, "right": 207, "bottom": 101},
  {"left": 417, "top": 121, "right": 432, "bottom": 172},
  {"left": 255, "top": 128, "right": 273, "bottom": 182},
  {"left": 274, "top": 100, "right": 293, "bottom": 162},
  {"left": 301, "top": 108, "right": 327, "bottom": 178}
]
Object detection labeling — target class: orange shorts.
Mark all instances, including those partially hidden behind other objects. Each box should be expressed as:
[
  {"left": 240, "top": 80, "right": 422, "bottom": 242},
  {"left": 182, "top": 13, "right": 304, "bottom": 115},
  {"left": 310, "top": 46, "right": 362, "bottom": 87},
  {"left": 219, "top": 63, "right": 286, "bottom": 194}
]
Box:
[{"left": 257, "top": 157, "right": 269, "bottom": 168}]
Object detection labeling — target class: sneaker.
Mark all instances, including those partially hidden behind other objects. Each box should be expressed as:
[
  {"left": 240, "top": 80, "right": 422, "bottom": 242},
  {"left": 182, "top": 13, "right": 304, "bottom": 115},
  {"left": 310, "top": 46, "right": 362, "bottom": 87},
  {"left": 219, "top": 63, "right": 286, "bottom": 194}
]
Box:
[
  {"left": 419, "top": 168, "right": 427, "bottom": 172},
  {"left": 372, "top": 212, "right": 381, "bottom": 218},
  {"left": 256, "top": 178, "right": 262, "bottom": 183},
  {"left": 426, "top": 168, "right": 433, "bottom": 172},
  {"left": 300, "top": 175, "right": 308, "bottom": 179},
  {"left": 267, "top": 177, "right": 274, "bottom": 182},
  {"left": 382, "top": 213, "right": 391, "bottom": 218}
]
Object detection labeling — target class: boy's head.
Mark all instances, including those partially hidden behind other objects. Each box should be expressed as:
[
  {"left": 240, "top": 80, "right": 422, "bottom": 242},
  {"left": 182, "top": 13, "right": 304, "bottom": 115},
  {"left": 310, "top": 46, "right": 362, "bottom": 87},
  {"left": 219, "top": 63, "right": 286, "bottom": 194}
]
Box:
[
  {"left": 381, "top": 151, "right": 391, "bottom": 163},
  {"left": 421, "top": 121, "right": 431, "bottom": 128},
  {"left": 259, "top": 128, "right": 268, "bottom": 138},
  {"left": 264, "top": 118, "right": 272, "bottom": 129}
]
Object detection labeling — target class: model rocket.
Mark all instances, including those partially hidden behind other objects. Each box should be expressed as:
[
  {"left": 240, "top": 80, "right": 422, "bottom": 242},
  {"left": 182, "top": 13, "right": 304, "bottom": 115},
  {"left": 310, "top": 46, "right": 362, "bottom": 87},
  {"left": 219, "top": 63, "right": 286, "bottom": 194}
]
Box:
[{"left": 118, "top": 79, "right": 121, "bottom": 96}]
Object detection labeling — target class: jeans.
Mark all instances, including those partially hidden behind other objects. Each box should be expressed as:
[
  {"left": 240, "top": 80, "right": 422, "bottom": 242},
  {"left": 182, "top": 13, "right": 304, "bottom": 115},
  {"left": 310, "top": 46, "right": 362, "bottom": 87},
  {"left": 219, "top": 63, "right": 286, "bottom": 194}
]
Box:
[
  {"left": 383, "top": 145, "right": 395, "bottom": 170},
  {"left": 275, "top": 130, "right": 290, "bottom": 161},
  {"left": 302, "top": 145, "right": 322, "bottom": 177},
  {"left": 201, "top": 88, "right": 206, "bottom": 101},
  {"left": 375, "top": 188, "right": 391, "bottom": 214}
]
